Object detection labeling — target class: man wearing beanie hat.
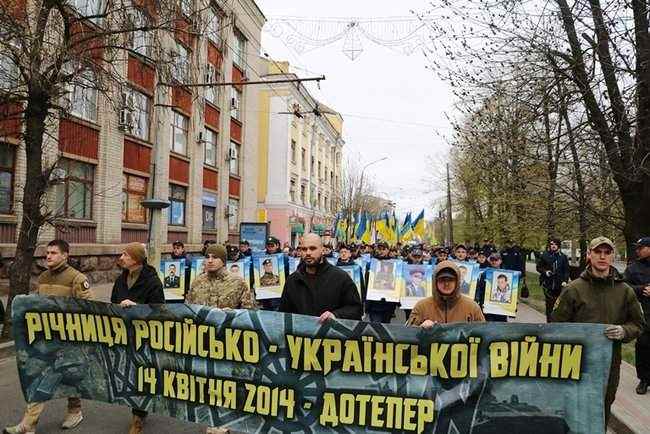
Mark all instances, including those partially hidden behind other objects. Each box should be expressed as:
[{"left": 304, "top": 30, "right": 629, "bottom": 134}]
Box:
[
  {"left": 110, "top": 242, "right": 164, "bottom": 434},
  {"left": 186, "top": 244, "right": 256, "bottom": 434},
  {"left": 186, "top": 243, "right": 255, "bottom": 314},
  {"left": 552, "top": 236, "right": 644, "bottom": 427}
]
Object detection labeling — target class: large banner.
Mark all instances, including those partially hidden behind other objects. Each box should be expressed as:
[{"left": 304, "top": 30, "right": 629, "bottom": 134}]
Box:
[{"left": 13, "top": 295, "right": 611, "bottom": 434}]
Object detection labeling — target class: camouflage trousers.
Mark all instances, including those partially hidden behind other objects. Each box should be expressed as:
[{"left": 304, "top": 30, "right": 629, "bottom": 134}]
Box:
[{"left": 22, "top": 398, "right": 81, "bottom": 428}]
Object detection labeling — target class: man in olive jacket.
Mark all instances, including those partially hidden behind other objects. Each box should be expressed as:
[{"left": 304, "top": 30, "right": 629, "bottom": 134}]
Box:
[
  {"left": 551, "top": 236, "right": 644, "bottom": 427},
  {"left": 279, "top": 233, "right": 362, "bottom": 322},
  {"left": 5, "top": 239, "right": 92, "bottom": 434}
]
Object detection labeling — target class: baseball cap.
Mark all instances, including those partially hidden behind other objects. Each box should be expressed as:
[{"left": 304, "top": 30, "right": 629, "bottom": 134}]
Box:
[
  {"left": 266, "top": 236, "right": 280, "bottom": 246},
  {"left": 589, "top": 236, "right": 615, "bottom": 251},
  {"left": 436, "top": 267, "right": 457, "bottom": 280},
  {"left": 634, "top": 237, "right": 650, "bottom": 248}
]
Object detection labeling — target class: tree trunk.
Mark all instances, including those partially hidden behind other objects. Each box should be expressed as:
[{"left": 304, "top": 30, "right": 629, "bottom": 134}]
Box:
[
  {"left": 1, "top": 90, "right": 49, "bottom": 339},
  {"left": 620, "top": 184, "right": 650, "bottom": 260}
]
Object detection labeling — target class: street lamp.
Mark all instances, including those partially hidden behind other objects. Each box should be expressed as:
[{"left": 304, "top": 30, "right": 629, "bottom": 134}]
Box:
[{"left": 348, "top": 157, "right": 387, "bottom": 242}]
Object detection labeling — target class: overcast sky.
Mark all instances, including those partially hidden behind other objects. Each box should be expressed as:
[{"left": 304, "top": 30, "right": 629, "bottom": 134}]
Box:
[{"left": 255, "top": 0, "right": 455, "bottom": 219}]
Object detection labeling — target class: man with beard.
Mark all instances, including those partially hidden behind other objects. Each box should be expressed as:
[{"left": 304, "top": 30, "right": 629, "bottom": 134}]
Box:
[{"left": 279, "top": 233, "right": 362, "bottom": 321}]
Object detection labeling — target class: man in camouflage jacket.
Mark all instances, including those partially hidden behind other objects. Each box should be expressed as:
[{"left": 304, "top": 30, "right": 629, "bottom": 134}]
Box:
[{"left": 186, "top": 244, "right": 256, "bottom": 310}]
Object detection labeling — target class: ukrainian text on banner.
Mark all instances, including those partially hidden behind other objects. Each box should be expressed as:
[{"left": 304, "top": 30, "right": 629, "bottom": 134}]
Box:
[{"left": 13, "top": 295, "right": 611, "bottom": 434}]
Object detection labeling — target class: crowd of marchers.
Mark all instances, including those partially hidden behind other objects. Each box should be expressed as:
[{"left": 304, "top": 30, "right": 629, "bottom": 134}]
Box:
[{"left": 3, "top": 233, "right": 650, "bottom": 434}]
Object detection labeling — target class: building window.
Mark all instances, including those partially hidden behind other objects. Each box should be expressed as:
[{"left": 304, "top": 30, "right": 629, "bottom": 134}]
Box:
[
  {"left": 204, "top": 63, "right": 220, "bottom": 105},
  {"left": 290, "top": 140, "right": 296, "bottom": 164},
  {"left": 318, "top": 161, "right": 322, "bottom": 180},
  {"left": 129, "top": 8, "right": 152, "bottom": 57},
  {"left": 168, "top": 184, "right": 186, "bottom": 226},
  {"left": 318, "top": 192, "right": 322, "bottom": 210},
  {"left": 289, "top": 178, "right": 296, "bottom": 203},
  {"left": 229, "top": 141, "right": 240, "bottom": 175},
  {"left": 170, "top": 111, "right": 189, "bottom": 155},
  {"left": 207, "top": 6, "right": 223, "bottom": 45},
  {"left": 122, "top": 173, "right": 147, "bottom": 223},
  {"left": 310, "top": 156, "right": 314, "bottom": 175},
  {"left": 232, "top": 30, "right": 246, "bottom": 68},
  {"left": 324, "top": 196, "right": 329, "bottom": 212},
  {"left": 72, "top": 0, "right": 104, "bottom": 23},
  {"left": 301, "top": 148, "right": 306, "bottom": 171},
  {"left": 67, "top": 68, "right": 97, "bottom": 123},
  {"left": 204, "top": 128, "right": 217, "bottom": 166},
  {"left": 55, "top": 159, "right": 94, "bottom": 220},
  {"left": 0, "top": 143, "right": 15, "bottom": 214},
  {"left": 230, "top": 86, "right": 241, "bottom": 120},
  {"left": 228, "top": 198, "right": 239, "bottom": 231},
  {"left": 122, "top": 88, "right": 150, "bottom": 141},
  {"left": 172, "top": 43, "right": 189, "bottom": 83},
  {"left": 300, "top": 184, "right": 306, "bottom": 205},
  {"left": 202, "top": 192, "right": 217, "bottom": 230}
]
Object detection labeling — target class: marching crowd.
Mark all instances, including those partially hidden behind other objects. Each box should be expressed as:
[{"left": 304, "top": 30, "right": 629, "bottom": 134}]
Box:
[{"left": 3, "top": 233, "right": 650, "bottom": 433}]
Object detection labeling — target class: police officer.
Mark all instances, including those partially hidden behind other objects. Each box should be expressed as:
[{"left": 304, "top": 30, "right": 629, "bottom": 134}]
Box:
[
  {"left": 552, "top": 237, "right": 644, "bottom": 427},
  {"left": 624, "top": 236, "right": 650, "bottom": 394},
  {"left": 5, "top": 240, "right": 92, "bottom": 434}
]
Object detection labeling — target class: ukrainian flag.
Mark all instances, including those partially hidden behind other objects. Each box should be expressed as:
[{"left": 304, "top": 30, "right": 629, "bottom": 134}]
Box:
[{"left": 412, "top": 209, "right": 426, "bottom": 239}]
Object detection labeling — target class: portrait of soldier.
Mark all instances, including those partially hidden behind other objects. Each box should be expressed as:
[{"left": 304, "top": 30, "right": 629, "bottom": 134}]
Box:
[
  {"left": 491, "top": 273, "right": 512, "bottom": 303},
  {"left": 374, "top": 261, "right": 395, "bottom": 291},
  {"left": 405, "top": 269, "right": 426, "bottom": 297},
  {"left": 259, "top": 258, "right": 280, "bottom": 287},
  {"left": 458, "top": 264, "right": 470, "bottom": 295},
  {"left": 164, "top": 263, "right": 181, "bottom": 288}
]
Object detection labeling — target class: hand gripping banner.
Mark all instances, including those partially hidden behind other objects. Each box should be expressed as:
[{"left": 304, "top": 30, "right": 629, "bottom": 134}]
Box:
[{"left": 12, "top": 295, "right": 611, "bottom": 433}]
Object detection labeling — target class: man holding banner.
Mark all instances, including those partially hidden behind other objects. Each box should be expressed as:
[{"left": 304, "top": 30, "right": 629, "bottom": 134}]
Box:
[
  {"left": 552, "top": 236, "right": 644, "bottom": 427},
  {"left": 280, "top": 233, "right": 362, "bottom": 322},
  {"left": 407, "top": 260, "right": 484, "bottom": 327},
  {"left": 4, "top": 239, "right": 92, "bottom": 434}
]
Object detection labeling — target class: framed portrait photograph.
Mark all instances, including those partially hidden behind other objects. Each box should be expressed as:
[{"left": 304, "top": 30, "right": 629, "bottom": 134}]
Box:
[
  {"left": 189, "top": 258, "right": 205, "bottom": 287},
  {"left": 400, "top": 264, "right": 433, "bottom": 309},
  {"left": 159, "top": 258, "right": 185, "bottom": 301},
  {"left": 366, "top": 259, "right": 401, "bottom": 302},
  {"left": 227, "top": 257, "right": 251, "bottom": 289},
  {"left": 288, "top": 256, "right": 300, "bottom": 275},
  {"left": 451, "top": 261, "right": 481, "bottom": 300},
  {"left": 338, "top": 264, "right": 363, "bottom": 299},
  {"left": 253, "top": 253, "right": 285, "bottom": 299},
  {"left": 483, "top": 268, "right": 521, "bottom": 317}
]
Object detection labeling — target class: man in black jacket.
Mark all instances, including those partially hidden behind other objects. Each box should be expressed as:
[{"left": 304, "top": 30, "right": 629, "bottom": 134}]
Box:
[
  {"left": 536, "top": 238, "right": 569, "bottom": 320},
  {"left": 110, "top": 242, "right": 164, "bottom": 434},
  {"left": 336, "top": 244, "right": 355, "bottom": 266},
  {"left": 279, "top": 233, "right": 362, "bottom": 322},
  {"left": 624, "top": 236, "right": 650, "bottom": 394}
]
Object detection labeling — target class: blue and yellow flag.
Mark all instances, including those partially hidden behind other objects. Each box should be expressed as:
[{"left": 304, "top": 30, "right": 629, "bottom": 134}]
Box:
[
  {"left": 355, "top": 213, "right": 366, "bottom": 241},
  {"left": 412, "top": 209, "right": 426, "bottom": 239}
]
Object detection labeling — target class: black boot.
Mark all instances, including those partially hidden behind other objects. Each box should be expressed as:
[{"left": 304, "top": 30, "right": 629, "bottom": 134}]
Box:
[{"left": 636, "top": 380, "right": 648, "bottom": 395}]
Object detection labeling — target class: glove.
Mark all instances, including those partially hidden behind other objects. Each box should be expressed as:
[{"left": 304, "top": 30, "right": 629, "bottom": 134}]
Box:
[{"left": 604, "top": 325, "right": 625, "bottom": 341}]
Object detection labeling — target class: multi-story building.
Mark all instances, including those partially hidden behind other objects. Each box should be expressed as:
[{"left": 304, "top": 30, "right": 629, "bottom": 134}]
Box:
[
  {"left": 256, "top": 60, "right": 344, "bottom": 246},
  {"left": 0, "top": 0, "right": 266, "bottom": 280}
]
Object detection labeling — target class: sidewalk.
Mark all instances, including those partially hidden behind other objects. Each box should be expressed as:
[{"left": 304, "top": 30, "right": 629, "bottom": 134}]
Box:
[{"left": 514, "top": 304, "right": 650, "bottom": 434}]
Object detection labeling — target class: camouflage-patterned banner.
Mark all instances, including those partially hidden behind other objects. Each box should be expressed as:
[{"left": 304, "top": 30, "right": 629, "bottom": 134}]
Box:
[{"left": 12, "top": 295, "right": 611, "bottom": 433}]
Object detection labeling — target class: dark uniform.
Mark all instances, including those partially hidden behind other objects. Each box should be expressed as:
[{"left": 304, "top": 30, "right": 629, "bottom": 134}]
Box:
[
  {"left": 164, "top": 273, "right": 180, "bottom": 288},
  {"left": 624, "top": 238, "right": 650, "bottom": 393},
  {"left": 551, "top": 266, "right": 644, "bottom": 425}
]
